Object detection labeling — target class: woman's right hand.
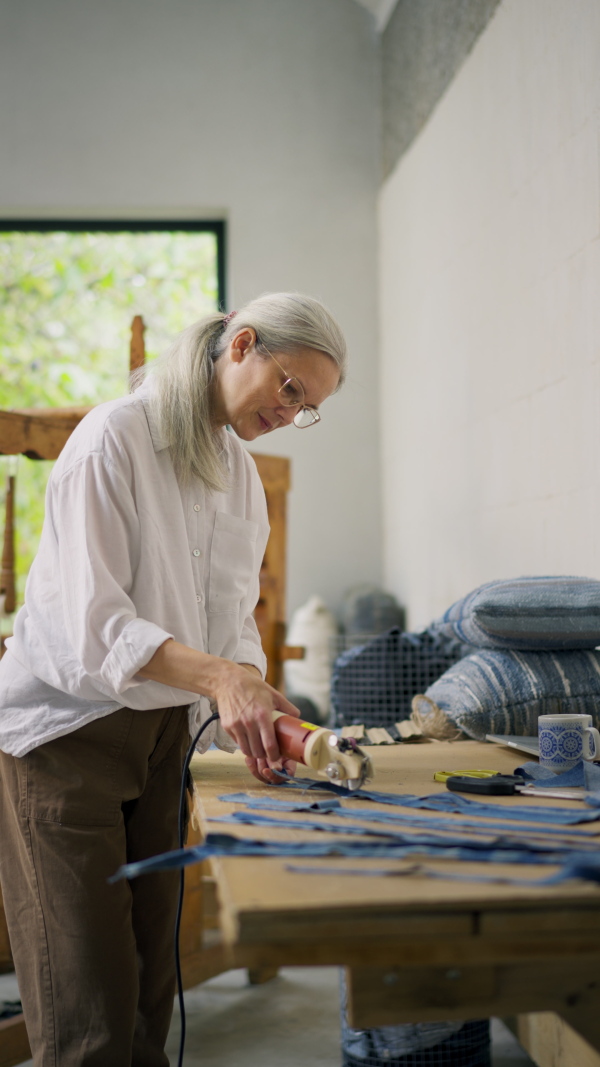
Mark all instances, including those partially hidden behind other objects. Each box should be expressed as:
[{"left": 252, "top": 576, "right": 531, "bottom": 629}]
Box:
[
  {"left": 138, "top": 639, "right": 301, "bottom": 769},
  {"left": 213, "top": 660, "right": 301, "bottom": 766},
  {"left": 244, "top": 755, "right": 297, "bottom": 785}
]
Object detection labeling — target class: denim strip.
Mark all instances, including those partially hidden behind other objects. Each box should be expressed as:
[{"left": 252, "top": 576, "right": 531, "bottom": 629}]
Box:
[
  {"left": 220, "top": 793, "right": 343, "bottom": 813},
  {"left": 516, "top": 758, "right": 600, "bottom": 793},
  {"left": 284, "top": 864, "right": 425, "bottom": 877},
  {"left": 209, "top": 811, "right": 599, "bottom": 856},
  {"left": 284, "top": 861, "right": 600, "bottom": 888},
  {"left": 218, "top": 793, "right": 594, "bottom": 842},
  {"left": 270, "top": 775, "right": 600, "bottom": 825},
  {"left": 111, "top": 831, "right": 600, "bottom": 883}
]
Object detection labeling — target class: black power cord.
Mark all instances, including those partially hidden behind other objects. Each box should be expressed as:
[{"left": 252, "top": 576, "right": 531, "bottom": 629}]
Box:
[{"left": 175, "top": 709, "right": 220, "bottom": 1067}]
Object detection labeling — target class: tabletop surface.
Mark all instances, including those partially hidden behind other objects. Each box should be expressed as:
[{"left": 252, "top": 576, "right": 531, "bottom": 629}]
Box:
[{"left": 190, "top": 739, "right": 600, "bottom": 958}]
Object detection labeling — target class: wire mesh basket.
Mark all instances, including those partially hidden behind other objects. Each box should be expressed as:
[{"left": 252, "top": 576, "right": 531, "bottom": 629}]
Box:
[
  {"left": 329, "top": 628, "right": 467, "bottom": 729},
  {"left": 340, "top": 971, "right": 491, "bottom": 1066},
  {"left": 333, "top": 646, "right": 491, "bottom": 1067},
  {"left": 341, "top": 1019, "right": 491, "bottom": 1067}
]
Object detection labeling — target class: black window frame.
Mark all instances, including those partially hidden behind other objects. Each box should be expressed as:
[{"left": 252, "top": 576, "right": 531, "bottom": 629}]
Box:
[{"left": 0, "top": 218, "right": 227, "bottom": 310}]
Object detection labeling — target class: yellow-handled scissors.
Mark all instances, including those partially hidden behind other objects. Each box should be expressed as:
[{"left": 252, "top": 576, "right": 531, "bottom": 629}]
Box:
[{"left": 433, "top": 769, "right": 500, "bottom": 783}]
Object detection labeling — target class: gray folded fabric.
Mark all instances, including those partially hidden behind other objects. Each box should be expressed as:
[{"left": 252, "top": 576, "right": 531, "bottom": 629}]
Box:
[{"left": 430, "top": 576, "right": 600, "bottom": 650}]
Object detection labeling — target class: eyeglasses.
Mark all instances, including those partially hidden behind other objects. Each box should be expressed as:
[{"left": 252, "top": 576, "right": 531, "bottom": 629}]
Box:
[{"left": 261, "top": 344, "right": 321, "bottom": 429}]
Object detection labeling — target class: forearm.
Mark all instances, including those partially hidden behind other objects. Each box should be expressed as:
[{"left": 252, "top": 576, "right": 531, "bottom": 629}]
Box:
[
  {"left": 138, "top": 638, "right": 299, "bottom": 767},
  {"left": 239, "top": 663, "right": 262, "bottom": 679},
  {"left": 137, "top": 638, "right": 236, "bottom": 697}
]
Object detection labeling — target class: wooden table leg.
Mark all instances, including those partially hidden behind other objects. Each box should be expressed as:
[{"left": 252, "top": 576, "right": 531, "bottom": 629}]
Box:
[
  {"left": 513, "top": 1012, "right": 600, "bottom": 1067},
  {"left": 0, "top": 1015, "right": 30, "bottom": 1067}
]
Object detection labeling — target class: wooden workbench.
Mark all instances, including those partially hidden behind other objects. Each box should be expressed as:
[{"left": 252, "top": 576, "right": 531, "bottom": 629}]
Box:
[{"left": 191, "top": 740, "right": 600, "bottom": 1061}]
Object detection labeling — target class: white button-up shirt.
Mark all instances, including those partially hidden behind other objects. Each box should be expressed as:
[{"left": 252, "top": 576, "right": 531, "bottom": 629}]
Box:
[{"left": 0, "top": 386, "right": 269, "bottom": 757}]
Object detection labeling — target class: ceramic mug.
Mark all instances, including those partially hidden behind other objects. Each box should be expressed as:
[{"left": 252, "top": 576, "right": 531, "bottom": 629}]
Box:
[{"left": 538, "top": 713, "right": 600, "bottom": 773}]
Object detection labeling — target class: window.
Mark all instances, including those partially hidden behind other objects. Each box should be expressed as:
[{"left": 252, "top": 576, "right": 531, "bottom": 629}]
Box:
[{"left": 0, "top": 220, "right": 225, "bottom": 622}]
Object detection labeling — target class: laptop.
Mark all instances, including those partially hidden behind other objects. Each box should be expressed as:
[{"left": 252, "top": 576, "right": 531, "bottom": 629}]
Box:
[{"left": 485, "top": 734, "right": 540, "bottom": 758}]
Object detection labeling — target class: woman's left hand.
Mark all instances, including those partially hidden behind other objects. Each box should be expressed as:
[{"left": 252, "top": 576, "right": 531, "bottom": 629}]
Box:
[{"left": 245, "top": 756, "right": 297, "bottom": 785}]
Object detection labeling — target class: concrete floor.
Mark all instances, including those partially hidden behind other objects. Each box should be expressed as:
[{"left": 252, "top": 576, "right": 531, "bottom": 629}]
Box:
[
  {"left": 1, "top": 966, "right": 536, "bottom": 1066},
  {"left": 165, "top": 967, "right": 536, "bottom": 1067}
]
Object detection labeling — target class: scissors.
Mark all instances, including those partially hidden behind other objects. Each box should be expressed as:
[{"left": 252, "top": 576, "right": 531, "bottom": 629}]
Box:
[
  {"left": 433, "top": 769, "right": 499, "bottom": 783},
  {"left": 443, "top": 772, "right": 585, "bottom": 800}
]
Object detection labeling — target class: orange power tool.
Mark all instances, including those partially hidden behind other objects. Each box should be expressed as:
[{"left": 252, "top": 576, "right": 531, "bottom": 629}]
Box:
[{"left": 272, "top": 712, "right": 373, "bottom": 790}]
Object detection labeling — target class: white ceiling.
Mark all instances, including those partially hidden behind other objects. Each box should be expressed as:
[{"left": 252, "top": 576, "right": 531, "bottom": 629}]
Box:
[{"left": 353, "top": 0, "right": 399, "bottom": 32}]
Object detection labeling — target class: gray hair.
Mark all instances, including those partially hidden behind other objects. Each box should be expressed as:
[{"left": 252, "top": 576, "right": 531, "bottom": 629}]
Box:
[{"left": 141, "top": 292, "right": 347, "bottom": 492}]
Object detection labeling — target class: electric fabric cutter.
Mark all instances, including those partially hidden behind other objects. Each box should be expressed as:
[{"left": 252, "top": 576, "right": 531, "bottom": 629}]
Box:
[{"left": 272, "top": 712, "right": 373, "bottom": 790}]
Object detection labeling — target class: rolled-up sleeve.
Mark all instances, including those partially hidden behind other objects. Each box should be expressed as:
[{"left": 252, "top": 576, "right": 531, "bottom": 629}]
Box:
[
  {"left": 234, "top": 618, "right": 268, "bottom": 678},
  {"left": 55, "top": 453, "right": 174, "bottom": 694}
]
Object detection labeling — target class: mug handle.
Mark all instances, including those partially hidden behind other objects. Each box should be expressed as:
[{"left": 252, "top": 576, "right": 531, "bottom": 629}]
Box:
[{"left": 584, "top": 726, "right": 600, "bottom": 761}]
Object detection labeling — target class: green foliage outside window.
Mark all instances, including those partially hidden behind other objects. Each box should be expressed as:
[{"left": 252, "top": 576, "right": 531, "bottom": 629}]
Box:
[{"left": 0, "top": 229, "right": 220, "bottom": 632}]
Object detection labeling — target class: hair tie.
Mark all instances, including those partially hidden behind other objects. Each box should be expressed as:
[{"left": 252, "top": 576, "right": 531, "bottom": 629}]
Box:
[{"left": 222, "top": 310, "right": 237, "bottom": 328}]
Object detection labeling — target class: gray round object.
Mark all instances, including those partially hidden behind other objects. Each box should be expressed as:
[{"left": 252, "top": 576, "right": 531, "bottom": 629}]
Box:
[
  {"left": 287, "top": 695, "right": 322, "bottom": 725},
  {"left": 342, "top": 584, "right": 405, "bottom": 635}
]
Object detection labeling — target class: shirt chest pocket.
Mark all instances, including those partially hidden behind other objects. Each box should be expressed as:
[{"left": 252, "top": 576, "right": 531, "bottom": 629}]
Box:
[{"left": 208, "top": 511, "right": 259, "bottom": 615}]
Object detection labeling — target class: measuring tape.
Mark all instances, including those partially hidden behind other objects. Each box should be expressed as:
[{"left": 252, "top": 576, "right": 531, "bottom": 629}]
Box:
[{"left": 433, "top": 769, "right": 500, "bottom": 783}]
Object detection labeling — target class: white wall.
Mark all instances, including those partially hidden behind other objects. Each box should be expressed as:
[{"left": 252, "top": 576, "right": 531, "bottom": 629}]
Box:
[
  {"left": 0, "top": 0, "right": 382, "bottom": 619},
  {"left": 379, "top": 0, "right": 600, "bottom": 629}
]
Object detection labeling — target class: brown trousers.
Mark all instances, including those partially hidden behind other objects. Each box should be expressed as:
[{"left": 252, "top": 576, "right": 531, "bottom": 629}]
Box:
[{"left": 0, "top": 705, "right": 191, "bottom": 1067}]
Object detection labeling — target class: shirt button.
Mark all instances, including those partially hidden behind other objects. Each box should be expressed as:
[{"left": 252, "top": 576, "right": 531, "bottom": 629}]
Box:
[
  {"left": 196, "top": 594, "right": 203, "bottom": 603},
  {"left": 192, "top": 548, "right": 201, "bottom": 557},
  {"left": 193, "top": 504, "right": 201, "bottom": 512}
]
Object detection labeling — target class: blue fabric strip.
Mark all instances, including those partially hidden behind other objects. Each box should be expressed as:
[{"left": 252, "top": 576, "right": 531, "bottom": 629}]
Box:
[
  {"left": 284, "top": 864, "right": 423, "bottom": 878},
  {"left": 283, "top": 861, "right": 600, "bottom": 888},
  {"left": 110, "top": 831, "right": 600, "bottom": 883},
  {"left": 210, "top": 810, "right": 599, "bottom": 855},
  {"left": 266, "top": 775, "right": 600, "bottom": 825},
  {"left": 218, "top": 793, "right": 594, "bottom": 842},
  {"left": 515, "top": 759, "right": 600, "bottom": 793},
  {"left": 218, "top": 794, "right": 343, "bottom": 813},
  {"left": 108, "top": 773, "right": 600, "bottom": 885}
]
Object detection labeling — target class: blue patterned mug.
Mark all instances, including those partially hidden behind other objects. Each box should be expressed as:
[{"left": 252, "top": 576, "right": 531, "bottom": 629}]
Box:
[{"left": 538, "top": 714, "right": 600, "bottom": 773}]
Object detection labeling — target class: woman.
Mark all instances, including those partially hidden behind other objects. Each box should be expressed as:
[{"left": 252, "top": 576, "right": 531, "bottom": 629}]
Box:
[{"left": 0, "top": 291, "right": 346, "bottom": 1067}]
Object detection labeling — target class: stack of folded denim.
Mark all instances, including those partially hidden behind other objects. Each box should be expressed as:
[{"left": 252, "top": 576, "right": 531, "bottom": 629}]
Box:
[{"left": 412, "top": 576, "right": 600, "bottom": 740}]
